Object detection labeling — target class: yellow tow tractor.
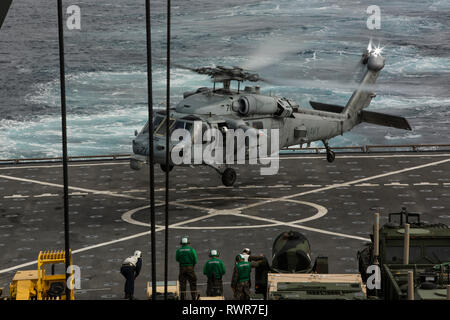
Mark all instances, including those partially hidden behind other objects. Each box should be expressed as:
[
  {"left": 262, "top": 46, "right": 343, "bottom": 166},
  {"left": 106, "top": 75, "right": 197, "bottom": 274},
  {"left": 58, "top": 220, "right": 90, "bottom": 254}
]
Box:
[{"left": 8, "top": 250, "right": 75, "bottom": 300}]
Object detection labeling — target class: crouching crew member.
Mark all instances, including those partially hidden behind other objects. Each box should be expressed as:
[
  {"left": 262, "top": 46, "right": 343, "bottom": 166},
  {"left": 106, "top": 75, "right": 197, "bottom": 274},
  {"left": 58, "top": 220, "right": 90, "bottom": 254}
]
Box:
[
  {"left": 120, "top": 250, "right": 142, "bottom": 300},
  {"left": 203, "top": 249, "right": 226, "bottom": 296},
  {"left": 176, "top": 236, "right": 198, "bottom": 300}
]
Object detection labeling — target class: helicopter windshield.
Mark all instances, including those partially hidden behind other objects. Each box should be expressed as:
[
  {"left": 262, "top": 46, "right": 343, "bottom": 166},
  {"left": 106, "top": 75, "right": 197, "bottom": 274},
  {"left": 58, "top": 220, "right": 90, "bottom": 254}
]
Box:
[
  {"left": 142, "top": 115, "right": 164, "bottom": 134},
  {"left": 154, "top": 118, "right": 195, "bottom": 137},
  {"left": 155, "top": 118, "right": 175, "bottom": 136}
]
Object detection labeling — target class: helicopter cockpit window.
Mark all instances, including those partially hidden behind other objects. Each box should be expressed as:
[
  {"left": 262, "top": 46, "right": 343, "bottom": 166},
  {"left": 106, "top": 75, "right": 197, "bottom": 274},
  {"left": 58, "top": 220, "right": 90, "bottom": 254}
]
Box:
[
  {"left": 153, "top": 115, "right": 164, "bottom": 130},
  {"left": 142, "top": 115, "right": 164, "bottom": 134},
  {"left": 155, "top": 118, "right": 175, "bottom": 136},
  {"left": 173, "top": 120, "right": 185, "bottom": 131},
  {"left": 171, "top": 120, "right": 194, "bottom": 140}
]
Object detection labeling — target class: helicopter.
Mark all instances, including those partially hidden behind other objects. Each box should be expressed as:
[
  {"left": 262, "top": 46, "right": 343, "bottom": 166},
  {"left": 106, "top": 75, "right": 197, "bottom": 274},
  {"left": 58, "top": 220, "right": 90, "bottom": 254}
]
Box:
[{"left": 130, "top": 44, "right": 411, "bottom": 186}]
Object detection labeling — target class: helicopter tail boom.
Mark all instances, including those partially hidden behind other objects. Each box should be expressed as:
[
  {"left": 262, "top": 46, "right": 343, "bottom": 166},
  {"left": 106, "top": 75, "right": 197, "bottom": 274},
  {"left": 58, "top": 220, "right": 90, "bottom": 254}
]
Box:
[{"left": 341, "top": 51, "right": 385, "bottom": 124}]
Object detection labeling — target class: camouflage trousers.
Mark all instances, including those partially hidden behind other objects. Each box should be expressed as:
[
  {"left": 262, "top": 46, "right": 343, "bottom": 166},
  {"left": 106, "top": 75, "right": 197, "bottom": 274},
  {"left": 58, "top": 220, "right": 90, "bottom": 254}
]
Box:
[
  {"left": 233, "top": 280, "right": 250, "bottom": 300},
  {"left": 179, "top": 266, "right": 198, "bottom": 300},
  {"left": 206, "top": 277, "right": 223, "bottom": 297}
]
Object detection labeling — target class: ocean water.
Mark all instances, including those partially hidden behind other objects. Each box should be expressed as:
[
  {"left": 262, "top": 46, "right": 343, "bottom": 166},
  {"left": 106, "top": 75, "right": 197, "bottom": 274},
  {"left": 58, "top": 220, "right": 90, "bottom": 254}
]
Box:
[{"left": 0, "top": 0, "right": 449, "bottom": 159}]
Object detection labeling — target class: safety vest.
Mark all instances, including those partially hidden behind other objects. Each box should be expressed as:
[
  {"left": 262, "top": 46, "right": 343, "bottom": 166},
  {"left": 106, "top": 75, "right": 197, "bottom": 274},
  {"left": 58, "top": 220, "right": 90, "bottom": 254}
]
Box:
[{"left": 236, "top": 261, "right": 251, "bottom": 282}]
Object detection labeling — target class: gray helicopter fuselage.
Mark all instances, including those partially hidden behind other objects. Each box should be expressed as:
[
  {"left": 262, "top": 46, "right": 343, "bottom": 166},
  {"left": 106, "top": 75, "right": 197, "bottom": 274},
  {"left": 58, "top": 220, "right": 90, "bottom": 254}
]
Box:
[{"left": 131, "top": 86, "right": 347, "bottom": 166}]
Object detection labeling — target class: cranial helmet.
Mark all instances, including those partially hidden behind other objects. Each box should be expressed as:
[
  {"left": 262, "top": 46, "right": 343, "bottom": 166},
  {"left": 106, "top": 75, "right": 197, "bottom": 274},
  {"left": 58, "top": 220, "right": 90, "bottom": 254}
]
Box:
[{"left": 209, "top": 249, "right": 218, "bottom": 257}]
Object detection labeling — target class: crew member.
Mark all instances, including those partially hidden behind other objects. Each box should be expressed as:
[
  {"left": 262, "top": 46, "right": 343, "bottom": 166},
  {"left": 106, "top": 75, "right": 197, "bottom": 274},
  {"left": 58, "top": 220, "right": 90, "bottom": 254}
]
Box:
[
  {"left": 176, "top": 236, "right": 198, "bottom": 300},
  {"left": 231, "top": 254, "right": 261, "bottom": 300},
  {"left": 120, "top": 250, "right": 142, "bottom": 300},
  {"left": 241, "top": 248, "right": 251, "bottom": 261},
  {"left": 239, "top": 248, "right": 265, "bottom": 289},
  {"left": 203, "top": 249, "right": 226, "bottom": 296}
]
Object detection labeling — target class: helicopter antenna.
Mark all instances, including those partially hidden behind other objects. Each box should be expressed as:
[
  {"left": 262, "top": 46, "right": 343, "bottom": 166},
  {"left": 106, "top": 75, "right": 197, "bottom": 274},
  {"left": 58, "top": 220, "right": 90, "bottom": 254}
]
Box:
[
  {"left": 56, "top": 0, "right": 71, "bottom": 300},
  {"left": 145, "top": 0, "right": 157, "bottom": 300}
]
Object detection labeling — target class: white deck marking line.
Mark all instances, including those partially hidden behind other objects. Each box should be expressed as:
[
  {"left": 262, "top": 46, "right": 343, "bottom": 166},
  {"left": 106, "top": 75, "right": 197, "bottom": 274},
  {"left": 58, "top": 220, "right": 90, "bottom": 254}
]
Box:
[
  {"left": 0, "top": 229, "right": 163, "bottom": 274},
  {"left": 122, "top": 198, "right": 328, "bottom": 228},
  {"left": 413, "top": 182, "right": 439, "bottom": 186},
  {"left": 234, "top": 158, "right": 450, "bottom": 212},
  {"left": 0, "top": 174, "right": 148, "bottom": 201},
  {"left": 0, "top": 209, "right": 226, "bottom": 274},
  {"left": 273, "top": 153, "right": 450, "bottom": 160},
  {"left": 222, "top": 212, "right": 369, "bottom": 242},
  {"left": 4, "top": 194, "right": 29, "bottom": 199},
  {"left": 0, "top": 162, "right": 129, "bottom": 170}
]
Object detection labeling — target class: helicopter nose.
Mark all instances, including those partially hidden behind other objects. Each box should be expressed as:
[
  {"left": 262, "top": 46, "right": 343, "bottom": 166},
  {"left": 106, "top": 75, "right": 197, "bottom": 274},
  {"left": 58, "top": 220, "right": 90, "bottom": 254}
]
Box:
[{"left": 132, "top": 139, "right": 148, "bottom": 155}]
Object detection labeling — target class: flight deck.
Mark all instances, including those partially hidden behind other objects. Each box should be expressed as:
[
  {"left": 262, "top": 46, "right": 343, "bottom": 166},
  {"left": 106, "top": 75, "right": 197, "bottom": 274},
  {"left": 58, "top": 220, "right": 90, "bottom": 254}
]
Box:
[{"left": 1, "top": 150, "right": 450, "bottom": 299}]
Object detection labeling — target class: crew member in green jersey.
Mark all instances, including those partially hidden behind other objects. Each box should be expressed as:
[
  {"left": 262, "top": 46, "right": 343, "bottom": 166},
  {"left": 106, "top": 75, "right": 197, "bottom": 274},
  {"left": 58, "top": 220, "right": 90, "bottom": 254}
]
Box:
[
  {"left": 203, "top": 249, "right": 226, "bottom": 296},
  {"left": 176, "top": 236, "right": 198, "bottom": 300},
  {"left": 231, "top": 254, "right": 261, "bottom": 300}
]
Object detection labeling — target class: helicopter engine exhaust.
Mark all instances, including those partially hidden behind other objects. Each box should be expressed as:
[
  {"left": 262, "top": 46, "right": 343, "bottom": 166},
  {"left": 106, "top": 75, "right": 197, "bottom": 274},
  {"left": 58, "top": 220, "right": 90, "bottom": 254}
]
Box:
[{"left": 237, "top": 95, "right": 278, "bottom": 116}]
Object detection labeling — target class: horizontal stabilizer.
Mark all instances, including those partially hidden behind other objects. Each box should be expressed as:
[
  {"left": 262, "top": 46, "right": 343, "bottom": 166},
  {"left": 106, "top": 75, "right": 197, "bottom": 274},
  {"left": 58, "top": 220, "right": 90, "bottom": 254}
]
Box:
[
  {"left": 310, "top": 100, "right": 412, "bottom": 131},
  {"left": 360, "top": 109, "right": 412, "bottom": 130}
]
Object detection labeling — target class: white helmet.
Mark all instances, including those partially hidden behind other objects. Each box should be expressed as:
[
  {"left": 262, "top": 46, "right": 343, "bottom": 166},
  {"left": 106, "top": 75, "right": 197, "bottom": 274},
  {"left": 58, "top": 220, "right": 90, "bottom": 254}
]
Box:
[
  {"left": 209, "top": 249, "right": 218, "bottom": 257},
  {"left": 134, "top": 250, "right": 142, "bottom": 258},
  {"left": 181, "top": 237, "right": 189, "bottom": 245}
]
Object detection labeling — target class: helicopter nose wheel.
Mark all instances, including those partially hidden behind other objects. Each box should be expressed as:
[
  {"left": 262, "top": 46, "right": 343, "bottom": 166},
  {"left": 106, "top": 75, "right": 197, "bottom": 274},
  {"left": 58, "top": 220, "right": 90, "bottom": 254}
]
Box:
[
  {"left": 130, "top": 158, "right": 143, "bottom": 171},
  {"left": 160, "top": 163, "right": 174, "bottom": 172},
  {"left": 221, "top": 168, "right": 237, "bottom": 187}
]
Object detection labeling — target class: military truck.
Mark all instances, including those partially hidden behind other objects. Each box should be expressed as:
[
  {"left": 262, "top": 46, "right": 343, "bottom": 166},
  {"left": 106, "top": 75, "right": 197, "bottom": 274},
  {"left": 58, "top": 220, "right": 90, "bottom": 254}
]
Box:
[
  {"left": 357, "top": 207, "right": 450, "bottom": 300},
  {"left": 254, "top": 230, "right": 366, "bottom": 300}
]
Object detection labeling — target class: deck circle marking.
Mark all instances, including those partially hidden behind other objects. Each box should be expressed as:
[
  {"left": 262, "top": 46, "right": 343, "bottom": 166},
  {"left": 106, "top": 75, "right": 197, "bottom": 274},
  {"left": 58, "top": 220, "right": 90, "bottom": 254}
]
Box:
[{"left": 121, "top": 197, "right": 327, "bottom": 229}]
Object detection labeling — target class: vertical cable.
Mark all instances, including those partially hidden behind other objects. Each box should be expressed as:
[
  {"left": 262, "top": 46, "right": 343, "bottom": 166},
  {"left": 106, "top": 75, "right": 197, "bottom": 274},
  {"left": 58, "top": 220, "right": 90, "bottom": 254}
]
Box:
[
  {"left": 145, "top": 0, "right": 157, "bottom": 300},
  {"left": 164, "top": 0, "right": 171, "bottom": 300},
  {"left": 56, "top": 0, "right": 71, "bottom": 300}
]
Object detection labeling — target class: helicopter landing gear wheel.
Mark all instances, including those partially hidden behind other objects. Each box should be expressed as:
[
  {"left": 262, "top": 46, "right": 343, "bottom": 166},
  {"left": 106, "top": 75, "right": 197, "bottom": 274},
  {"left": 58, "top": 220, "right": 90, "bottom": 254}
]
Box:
[
  {"left": 322, "top": 139, "right": 336, "bottom": 163},
  {"left": 326, "top": 150, "right": 335, "bottom": 163},
  {"left": 160, "top": 163, "right": 174, "bottom": 172},
  {"left": 221, "top": 168, "right": 237, "bottom": 187},
  {"left": 130, "top": 158, "right": 143, "bottom": 171}
]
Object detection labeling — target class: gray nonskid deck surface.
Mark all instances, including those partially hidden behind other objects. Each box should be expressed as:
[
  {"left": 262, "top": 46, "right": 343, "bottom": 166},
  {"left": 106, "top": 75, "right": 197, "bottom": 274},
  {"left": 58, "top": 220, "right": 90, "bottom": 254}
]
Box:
[{"left": 1, "top": 153, "right": 450, "bottom": 299}]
